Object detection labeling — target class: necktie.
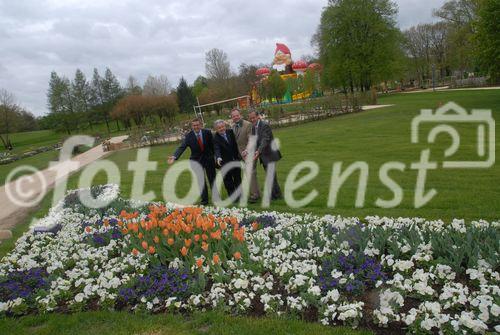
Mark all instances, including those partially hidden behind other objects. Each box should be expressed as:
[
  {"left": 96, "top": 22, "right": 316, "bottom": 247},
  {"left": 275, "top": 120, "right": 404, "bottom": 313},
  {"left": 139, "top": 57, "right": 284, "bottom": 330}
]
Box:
[
  {"left": 223, "top": 133, "right": 228, "bottom": 143},
  {"left": 197, "top": 132, "right": 204, "bottom": 151}
]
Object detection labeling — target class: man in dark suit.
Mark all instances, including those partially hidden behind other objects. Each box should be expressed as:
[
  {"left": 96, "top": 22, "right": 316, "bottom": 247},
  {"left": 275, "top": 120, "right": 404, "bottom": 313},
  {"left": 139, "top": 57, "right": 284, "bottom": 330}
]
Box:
[
  {"left": 168, "top": 118, "right": 216, "bottom": 205},
  {"left": 213, "top": 119, "right": 242, "bottom": 201},
  {"left": 248, "top": 110, "right": 282, "bottom": 200}
]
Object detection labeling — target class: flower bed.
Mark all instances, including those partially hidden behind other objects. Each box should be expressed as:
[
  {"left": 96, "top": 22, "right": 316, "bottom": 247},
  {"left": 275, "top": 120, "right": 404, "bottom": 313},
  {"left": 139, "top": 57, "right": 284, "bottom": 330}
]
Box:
[{"left": 0, "top": 185, "right": 499, "bottom": 334}]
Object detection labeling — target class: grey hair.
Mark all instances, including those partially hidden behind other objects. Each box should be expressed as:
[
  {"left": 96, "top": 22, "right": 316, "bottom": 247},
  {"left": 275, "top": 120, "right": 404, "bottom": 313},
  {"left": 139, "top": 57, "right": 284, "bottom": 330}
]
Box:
[{"left": 213, "top": 119, "right": 226, "bottom": 128}]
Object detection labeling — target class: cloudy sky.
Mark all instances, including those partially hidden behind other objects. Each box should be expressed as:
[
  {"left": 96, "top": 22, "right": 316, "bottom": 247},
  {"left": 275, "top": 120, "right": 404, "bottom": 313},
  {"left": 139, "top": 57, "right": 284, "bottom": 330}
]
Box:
[{"left": 0, "top": 0, "right": 446, "bottom": 116}]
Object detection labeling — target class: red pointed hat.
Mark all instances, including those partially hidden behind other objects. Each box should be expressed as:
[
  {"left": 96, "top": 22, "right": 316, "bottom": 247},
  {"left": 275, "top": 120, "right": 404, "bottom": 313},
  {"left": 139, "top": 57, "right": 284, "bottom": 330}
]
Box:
[{"left": 275, "top": 43, "right": 291, "bottom": 55}]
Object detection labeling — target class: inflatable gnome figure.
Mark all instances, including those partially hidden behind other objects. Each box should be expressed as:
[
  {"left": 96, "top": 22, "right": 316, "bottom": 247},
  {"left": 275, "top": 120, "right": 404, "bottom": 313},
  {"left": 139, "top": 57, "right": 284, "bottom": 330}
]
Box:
[{"left": 272, "top": 43, "right": 293, "bottom": 74}]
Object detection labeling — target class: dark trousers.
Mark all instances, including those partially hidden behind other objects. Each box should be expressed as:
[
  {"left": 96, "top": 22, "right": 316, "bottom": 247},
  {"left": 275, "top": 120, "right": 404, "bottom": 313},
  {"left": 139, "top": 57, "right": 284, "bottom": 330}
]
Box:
[
  {"left": 262, "top": 161, "right": 282, "bottom": 199},
  {"left": 191, "top": 159, "right": 216, "bottom": 203},
  {"left": 221, "top": 162, "right": 242, "bottom": 199}
]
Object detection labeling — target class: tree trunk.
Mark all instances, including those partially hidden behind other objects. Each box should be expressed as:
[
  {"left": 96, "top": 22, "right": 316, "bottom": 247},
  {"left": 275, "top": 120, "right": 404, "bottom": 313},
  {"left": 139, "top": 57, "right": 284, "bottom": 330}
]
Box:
[
  {"left": 104, "top": 115, "right": 110, "bottom": 133},
  {"left": 0, "top": 135, "right": 8, "bottom": 150}
]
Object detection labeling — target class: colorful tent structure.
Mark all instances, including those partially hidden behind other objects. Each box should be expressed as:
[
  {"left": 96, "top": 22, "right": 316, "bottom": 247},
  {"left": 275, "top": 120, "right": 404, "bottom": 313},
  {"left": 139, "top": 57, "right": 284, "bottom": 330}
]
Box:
[{"left": 252, "top": 43, "right": 322, "bottom": 105}]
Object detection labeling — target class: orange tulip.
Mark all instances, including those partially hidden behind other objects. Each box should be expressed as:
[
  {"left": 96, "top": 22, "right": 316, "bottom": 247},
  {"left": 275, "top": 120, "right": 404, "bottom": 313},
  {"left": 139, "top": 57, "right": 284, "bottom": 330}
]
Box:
[
  {"left": 138, "top": 232, "right": 143, "bottom": 239},
  {"left": 220, "top": 221, "right": 227, "bottom": 230},
  {"left": 201, "top": 242, "right": 209, "bottom": 252},
  {"left": 85, "top": 226, "right": 92, "bottom": 233},
  {"left": 132, "top": 248, "right": 139, "bottom": 256},
  {"left": 103, "top": 220, "right": 109, "bottom": 227},
  {"left": 194, "top": 234, "right": 200, "bottom": 242},
  {"left": 210, "top": 229, "right": 222, "bottom": 240},
  {"left": 185, "top": 239, "right": 192, "bottom": 247},
  {"left": 202, "top": 234, "right": 208, "bottom": 241},
  {"left": 167, "top": 238, "right": 174, "bottom": 246},
  {"left": 121, "top": 228, "right": 128, "bottom": 235},
  {"left": 196, "top": 258, "right": 204, "bottom": 268},
  {"left": 233, "top": 251, "right": 242, "bottom": 260},
  {"left": 141, "top": 241, "right": 148, "bottom": 250},
  {"left": 181, "top": 246, "right": 188, "bottom": 256},
  {"left": 162, "top": 228, "right": 169, "bottom": 236},
  {"left": 212, "top": 253, "right": 220, "bottom": 265},
  {"left": 148, "top": 246, "right": 156, "bottom": 254},
  {"left": 252, "top": 222, "right": 259, "bottom": 231}
]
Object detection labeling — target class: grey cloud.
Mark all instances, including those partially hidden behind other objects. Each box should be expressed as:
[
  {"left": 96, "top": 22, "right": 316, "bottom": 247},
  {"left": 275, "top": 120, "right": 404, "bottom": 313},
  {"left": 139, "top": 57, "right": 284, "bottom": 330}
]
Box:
[{"left": 0, "top": 0, "right": 445, "bottom": 115}]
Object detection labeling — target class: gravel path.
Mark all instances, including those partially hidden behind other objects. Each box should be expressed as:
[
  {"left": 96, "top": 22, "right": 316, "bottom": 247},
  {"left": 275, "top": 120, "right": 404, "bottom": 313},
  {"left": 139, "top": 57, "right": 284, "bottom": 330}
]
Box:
[{"left": 0, "top": 136, "right": 128, "bottom": 232}]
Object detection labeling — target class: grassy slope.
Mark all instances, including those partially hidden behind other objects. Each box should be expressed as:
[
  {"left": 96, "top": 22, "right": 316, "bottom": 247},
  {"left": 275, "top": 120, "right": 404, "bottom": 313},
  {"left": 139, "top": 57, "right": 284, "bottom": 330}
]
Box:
[{"left": 31, "top": 89, "right": 499, "bottom": 222}]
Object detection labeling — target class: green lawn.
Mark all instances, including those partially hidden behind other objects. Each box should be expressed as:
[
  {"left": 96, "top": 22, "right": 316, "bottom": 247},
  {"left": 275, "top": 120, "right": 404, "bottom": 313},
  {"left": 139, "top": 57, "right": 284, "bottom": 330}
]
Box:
[
  {"left": 31, "top": 89, "right": 500, "bottom": 223},
  {"left": 0, "top": 310, "right": 372, "bottom": 335},
  {"left": 1, "top": 129, "right": 61, "bottom": 155}
]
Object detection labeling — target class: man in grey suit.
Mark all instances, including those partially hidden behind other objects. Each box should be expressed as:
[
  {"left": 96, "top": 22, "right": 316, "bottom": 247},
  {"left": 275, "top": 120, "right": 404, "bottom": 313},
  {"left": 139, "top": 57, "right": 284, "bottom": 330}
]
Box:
[
  {"left": 248, "top": 110, "right": 282, "bottom": 201},
  {"left": 230, "top": 108, "right": 260, "bottom": 202}
]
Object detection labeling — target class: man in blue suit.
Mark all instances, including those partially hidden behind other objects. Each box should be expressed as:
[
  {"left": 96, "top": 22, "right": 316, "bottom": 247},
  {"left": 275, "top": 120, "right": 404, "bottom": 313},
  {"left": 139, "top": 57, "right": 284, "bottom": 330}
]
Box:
[
  {"left": 213, "top": 119, "right": 242, "bottom": 201},
  {"left": 168, "top": 118, "right": 216, "bottom": 205}
]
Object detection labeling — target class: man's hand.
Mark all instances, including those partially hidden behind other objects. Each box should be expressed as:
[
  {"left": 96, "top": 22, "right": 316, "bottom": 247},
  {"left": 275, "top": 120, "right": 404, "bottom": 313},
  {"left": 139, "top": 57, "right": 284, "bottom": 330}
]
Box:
[
  {"left": 242, "top": 150, "right": 248, "bottom": 158},
  {"left": 253, "top": 150, "right": 260, "bottom": 160},
  {"left": 167, "top": 156, "right": 176, "bottom": 165},
  {"left": 216, "top": 157, "right": 223, "bottom": 167}
]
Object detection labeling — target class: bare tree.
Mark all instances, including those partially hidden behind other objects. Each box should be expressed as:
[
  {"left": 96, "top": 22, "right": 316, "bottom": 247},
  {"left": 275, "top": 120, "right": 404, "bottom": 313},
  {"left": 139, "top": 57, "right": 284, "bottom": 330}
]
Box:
[
  {"left": 404, "top": 24, "right": 433, "bottom": 86},
  {"left": 143, "top": 75, "right": 171, "bottom": 96},
  {"left": 126, "top": 75, "right": 142, "bottom": 95},
  {"left": 205, "top": 48, "right": 231, "bottom": 82},
  {"left": 433, "top": 0, "right": 479, "bottom": 33},
  {"left": 428, "top": 22, "right": 450, "bottom": 78},
  {"left": 0, "top": 88, "right": 17, "bottom": 150}
]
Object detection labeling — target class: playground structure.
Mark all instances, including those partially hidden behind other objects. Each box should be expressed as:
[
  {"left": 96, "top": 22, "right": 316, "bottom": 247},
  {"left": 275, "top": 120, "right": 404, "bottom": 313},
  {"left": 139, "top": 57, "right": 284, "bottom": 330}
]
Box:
[
  {"left": 192, "top": 43, "right": 323, "bottom": 118},
  {"left": 252, "top": 43, "right": 323, "bottom": 104},
  {"left": 193, "top": 95, "right": 250, "bottom": 123}
]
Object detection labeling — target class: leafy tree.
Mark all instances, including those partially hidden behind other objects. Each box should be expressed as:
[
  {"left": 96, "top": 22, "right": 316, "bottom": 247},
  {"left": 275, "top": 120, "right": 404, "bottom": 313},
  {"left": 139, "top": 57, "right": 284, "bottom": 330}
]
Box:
[
  {"left": 303, "top": 70, "right": 317, "bottom": 94},
  {"left": 89, "top": 68, "right": 123, "bottom": 133},
  {"left": 176, "top": 77, "right": 196, "bottom": 113},
  {"left": 192, "top": 76, "right": 208, "bottom": 97},
  {"left": 90, "top": 68, "right": 109, "bottom": 132},
  {"left": 267, "top": 71, "right": 287, "bottom": 102},
  {"left": 47, "top": 71, "right": 78, "bottom": 134},
  {"left": 475, "top": 0, "right": 500, "bottom": 82},
  {"left": 314, "top": 0, "right": 402, "bottom": 91},
  {"left": 72, "top": 69, "right": 93, "bottom": 129},
  {"left": 102, "top": 68, "right": 124, "bottom": 131}
]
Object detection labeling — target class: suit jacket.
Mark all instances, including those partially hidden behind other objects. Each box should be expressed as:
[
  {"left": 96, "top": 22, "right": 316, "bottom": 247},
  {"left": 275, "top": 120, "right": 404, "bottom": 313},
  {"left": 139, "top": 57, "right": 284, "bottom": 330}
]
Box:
[
  {"left": 231, "top": 119, "right": 252, "bottom": 156},
  {"left": 214, "top": 129, "right": 241, "bottom": 165},
  {"left": 252, "top": 120, "right": 282, "bottom": 164},
  {"left": 173, "top": 129, "right": 215, "bottom": 165}
]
